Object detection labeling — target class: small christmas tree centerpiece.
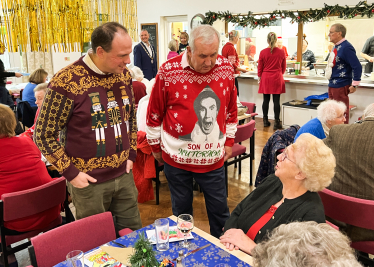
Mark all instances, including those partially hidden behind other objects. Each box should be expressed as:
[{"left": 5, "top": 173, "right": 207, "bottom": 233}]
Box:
[{"left": 129, "top": 232, "right": 159, "bottom": 267}]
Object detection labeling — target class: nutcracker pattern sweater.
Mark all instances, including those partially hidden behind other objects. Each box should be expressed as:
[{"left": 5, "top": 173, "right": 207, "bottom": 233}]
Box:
[
  {"left": 328, "top": 40, "right": 362, "bottom": 88},
  {"left": 34, "top": 57, "right": 137, "bottom": 182},
  {"left": 146, "top": 53, "right": 238, "bottom": 173}
]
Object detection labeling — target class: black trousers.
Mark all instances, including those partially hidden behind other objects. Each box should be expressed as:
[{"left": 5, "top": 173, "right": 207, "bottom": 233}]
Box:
[
  {"left": 262, "top": 94, "right": 280, "bottom": 120},
  {"left": 235, "top": 77, "right": 239, "bottom": 96}
]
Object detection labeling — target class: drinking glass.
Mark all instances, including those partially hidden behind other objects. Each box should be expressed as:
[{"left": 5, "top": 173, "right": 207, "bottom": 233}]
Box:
[
  {"left": 177, "top": 214, "right": 194, "bottom": 248},
  {"left": 66, "top": 250, "right": 84, "bottom": 267},
  {"left": 154, "top": 218, "right": 169, "bottom": 251}
]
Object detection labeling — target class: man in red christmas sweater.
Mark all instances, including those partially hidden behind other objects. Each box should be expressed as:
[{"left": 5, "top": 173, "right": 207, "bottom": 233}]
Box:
[
  {"left": 146, "top": 25, "right": 238, "bottom": 238},
  {"left": 35, "top": 22, "right": 142, "bottom": 233}
]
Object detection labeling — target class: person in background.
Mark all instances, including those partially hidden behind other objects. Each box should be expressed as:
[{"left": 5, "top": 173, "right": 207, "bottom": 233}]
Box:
[
  {"left": 137, "top": 78, "right": 155, "bottom": 132},
  {"left": 327, "top": 23, "right": 361, "bottom": 124},
  {"left": 222, "top": 30, "right": 248, "bottom": 96},
  {"left": 245, "top": 37, "right": 256, "bottom": 61},
  {"left": 325, "top": 42, "right": 335, "bottom": 61},
  {"left": 131, "top": 66, "right": 149, "bottom": 87},
  {"left": 167, "top": 39, "right": 179, "bottom": 60},
  {"left": 178, "top": 32, "right": 189, "bottom": 54},
  {"left": 277, "top": 37, "right": 288, "bottom": 58},
  {"left": 19, "top": 83, "right": 48, "bottom": 139},
  {"left": 0, "top": 104, "right": 61, "bottom": 267},
  {"left": 291, "top": 39, "right": 316, "bottom": 70},
  {"left": 146, "top": 25, "right": 237, "bottom": 238},
  {"left": 258, "top": 32, "right": 286, "bottom": 130},
  {"left": 360, "top": 35, "right": 374, "bottom": 73},
  {"left": 294, "top": 99, "right": 346, "bottom": 141},
  {"left": 252, "top": 221, "right": 361, "bottom": 267},
  {"left": 129, "top": 67, "right": 146, "bottom": 105},
  {"left": 220, "top": 134, "right": 336, "bottom": 255},
  {"left": 134, "top": 29, "right": 158, "bottom": 80},
  {"left": 324, "top": 103, "right": 374, "bottom": 243},
  {"left": 22, "top": 68, "right": 48, "bottom": 112}
]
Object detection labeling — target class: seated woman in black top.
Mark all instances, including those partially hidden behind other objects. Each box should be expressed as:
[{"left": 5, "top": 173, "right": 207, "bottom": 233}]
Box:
[
  {"left": 220, "top": 133, "right": 336, "bottom": 255},
  {"left": 0, "top": 57, "right": 22, "bottom": 109}
]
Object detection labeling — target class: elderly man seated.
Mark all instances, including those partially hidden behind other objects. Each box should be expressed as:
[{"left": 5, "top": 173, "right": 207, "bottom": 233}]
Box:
[
  {"left": 252, "top": 221, "right": 361, "bottom": 267},
  {"left": 324, "top": 103, "right": 374, "bottom": 242},
  {"left": 220, "top": 134, "right": 336, "bottom": 254},
  {"left": 294, "top": 99, "right": 346, "bottom": 141}
]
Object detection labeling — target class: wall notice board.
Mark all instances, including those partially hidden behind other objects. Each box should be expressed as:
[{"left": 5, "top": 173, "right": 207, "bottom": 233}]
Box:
[{"left": 140, "top": 23, "right": 159, "bottom": 68}]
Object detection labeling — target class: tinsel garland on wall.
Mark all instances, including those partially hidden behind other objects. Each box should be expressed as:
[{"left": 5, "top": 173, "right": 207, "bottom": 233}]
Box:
[
  {"left": 0, "top": 0, "right": 137, "bottom": 53},
  {"left": 203, "top": 1, "right": 374, "bottom": 29}
]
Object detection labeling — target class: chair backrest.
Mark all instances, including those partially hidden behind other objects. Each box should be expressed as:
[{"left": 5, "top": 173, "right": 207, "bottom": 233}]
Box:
[
  {"left": 1, "top": 177, "right": 66, "bottom": 222},
  {"left": 17, "top": 100, "right": 35, "bottom": 127},
  {"left": 234, "top": 120, "right": 255, "bottom": 143},
  {"left": 30, "top": 212, "right": 117, "bottom": 267},
  {"left": 240, "top": 101, "right": 256, "bottom": 114},
  {"left": 318, "top": 189, "right": 374, "bottom": 231}
]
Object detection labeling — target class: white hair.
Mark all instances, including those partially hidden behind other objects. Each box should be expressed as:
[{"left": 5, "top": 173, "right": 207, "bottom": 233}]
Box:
[
  {"left": 317, "top": 99, "right": 347, "bottom": 124},
  {"left": 131, "top": 66, "right": 144, "bottom": 81},
  {"left": 189, "top": 25, "right": 220, "bottom": 52},
  {"left": 252, "top": 221, "right": 361, "bottom": 267},
  {"left": 363, "top": 103, "right": 374, "bottom": 118}
]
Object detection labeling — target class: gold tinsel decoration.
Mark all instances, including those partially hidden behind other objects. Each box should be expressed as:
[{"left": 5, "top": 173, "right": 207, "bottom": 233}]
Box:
[{"left": 0, "top": 0, "right": 138, "bottom": 53}]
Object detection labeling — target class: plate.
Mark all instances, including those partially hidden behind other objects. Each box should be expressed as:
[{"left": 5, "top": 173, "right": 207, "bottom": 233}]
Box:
[{"left": 146, "top": 226, "right": 194, "bottom": 244}]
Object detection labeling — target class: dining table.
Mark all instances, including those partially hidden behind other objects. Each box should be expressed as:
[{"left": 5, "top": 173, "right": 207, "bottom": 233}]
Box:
[{"left": 54, "top": 215, "right": 253, "bottom": 267}]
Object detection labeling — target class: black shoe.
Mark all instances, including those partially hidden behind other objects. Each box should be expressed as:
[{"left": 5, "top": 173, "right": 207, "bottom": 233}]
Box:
[
  {"left": 273, "top": 119, "right": 282, "bottom": 130},
  {"left": 263, "top": 117, "right": 270, "bottom": 127}
]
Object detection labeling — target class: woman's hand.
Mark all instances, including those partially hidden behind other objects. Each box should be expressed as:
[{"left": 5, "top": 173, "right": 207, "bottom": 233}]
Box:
[{"left": 219, "top": 228, "right": 257, "bottom": 255}]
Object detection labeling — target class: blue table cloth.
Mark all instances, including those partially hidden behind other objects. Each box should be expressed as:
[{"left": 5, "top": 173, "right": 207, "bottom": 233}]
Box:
[{"left": 55, "top": 218, "right": 252, "bottom": 267}]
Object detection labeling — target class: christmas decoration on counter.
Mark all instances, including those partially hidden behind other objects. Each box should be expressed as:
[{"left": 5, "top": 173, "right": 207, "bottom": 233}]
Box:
[
  {"left": 129, "top": 232, "right": 159, "bottom": 267},
  {"left": 0, "top": 0, "right": 138, "bottom": 53},
  {"left": 203, "top": 1, "right": 374, "bottom": 28}
]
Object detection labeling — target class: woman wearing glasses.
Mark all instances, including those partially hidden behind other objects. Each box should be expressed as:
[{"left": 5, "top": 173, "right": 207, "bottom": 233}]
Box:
[
  {"left": 294, "top": 99, "right": 346, "bottom": 142},
  {"left": 220, "top": 133, "right": 335, "bottom": 255}
]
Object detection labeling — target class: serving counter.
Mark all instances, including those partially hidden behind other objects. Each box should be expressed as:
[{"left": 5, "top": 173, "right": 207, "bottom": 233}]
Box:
[{"left": 238, "top": 72, "right": 374, "bottom": 124}]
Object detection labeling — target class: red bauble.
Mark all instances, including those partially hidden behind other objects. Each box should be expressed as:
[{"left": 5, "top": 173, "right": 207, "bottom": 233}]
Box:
[
  {"left": 355, "top": 13, "right": 357, "bottom": 16},
  {"left": 282, "top": 16, "right": 285, "bottom": 18},
  {"left": 255, "top": 22, "right": 258, "bottom": 25},
  {"left": 265, "top": 23, "right": 267, "bottom": 25},
  {"left": 213, "top": 15, "right": 215, "bottom": 19},
  {"left": 372, "top": 9, "right": 374, "bottom": 13},
  {"left": 297, "top": 16, "right": 300, "bottom": 19},
  {"left": 327, "top": 10, "right": 330, "bottom": 13},
  {"left": 270, "top": 18, "right": 272, "bottom": 20},
  {"left": 229, "top": 15, "right": 231, "bottom": 18}
]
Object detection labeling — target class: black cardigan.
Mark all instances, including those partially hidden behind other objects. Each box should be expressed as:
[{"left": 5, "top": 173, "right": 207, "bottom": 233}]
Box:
[
  {"left": 0, "top": 59, "right": 16, "bottom": 87},
  {"left": 224, "top": 174, "right": 325, "bottom": 243}
]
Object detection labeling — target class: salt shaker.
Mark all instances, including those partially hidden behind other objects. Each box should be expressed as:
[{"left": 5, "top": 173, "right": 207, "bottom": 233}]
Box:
[{"left": 176, "top": 251, "right": 185, "bottom": 267}]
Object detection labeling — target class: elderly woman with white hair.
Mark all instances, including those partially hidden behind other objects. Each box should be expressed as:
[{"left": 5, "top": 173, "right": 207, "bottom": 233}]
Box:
[
  {"left": 252, "top": 221, "right": 361, "bottom": 267},
  {"left": 294, "top": 99, "right": 346, "bottom": 142},
  {"left": 129, "top": 66, "right": 147, "bottom": 104},
  {"left": 220, "top": 133, "right": 336, "bottom": 255}
]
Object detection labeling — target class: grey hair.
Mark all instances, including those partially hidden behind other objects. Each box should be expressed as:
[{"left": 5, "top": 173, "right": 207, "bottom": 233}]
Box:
[
  {"left": 363, "top": 103, "right": 374, "bottom": 118},
  {"left": 189, "top": 25, "right": 220, "bottom": 52},
  {"left": 33, "top": 82, "right": 48, "bottom": 93},
  {"left": 131, "top": 66, "right": 144, "bottom": 81},
  {"left": 332, "top": 23, "right": 347, "bottom": 38},
  {"left": 168, "top": 39, "right": 178, "bottom": 52},
  {"left": 317, "top": 99, "right": 347, "bottom": 124},
  {"left": 252, "top": 221, "right": 362, "bottom": 267}
]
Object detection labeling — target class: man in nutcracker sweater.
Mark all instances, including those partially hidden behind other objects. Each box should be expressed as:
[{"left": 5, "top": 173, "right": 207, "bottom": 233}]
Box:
[
  {"left": 146, "top": 25, "right": 238, "bottom": 238},
  {"left": 35, "top": 22, "right": 142, "bottom": 233},
  {"left": 327, "top": 23, "right": 361, "bottom": 123}
]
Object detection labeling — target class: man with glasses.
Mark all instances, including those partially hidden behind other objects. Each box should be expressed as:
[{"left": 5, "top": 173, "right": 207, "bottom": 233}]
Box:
[{"left": 326, "top": 23, "right": 361, "bottom": 124}]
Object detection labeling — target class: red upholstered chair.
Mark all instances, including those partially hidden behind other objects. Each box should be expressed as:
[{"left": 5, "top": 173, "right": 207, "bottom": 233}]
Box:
[
  {"left": 224, "top": 120, "right": 256, "bottom": 196},
  {"left": 240, "top": 101, "right": 258, "bottom": 121},
  {"left": 28, "top": 211, "right": 132, "bottom": 267},
  {"left": 318, "top": 189, "right": 374, "bottom": 254},
  {"left": 0, "top": 177, "right": 65, "bottom": 267}
]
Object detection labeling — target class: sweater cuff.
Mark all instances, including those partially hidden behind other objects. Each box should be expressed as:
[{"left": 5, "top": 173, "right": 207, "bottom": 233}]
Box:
[
  {"left": 225, "top": 138, "right": 235, "bottom": 147},
  {"left": 62, "top": 164, "right": 81, "bottom": 182},
  {"left": 150, "top": 144, "right": 162, "bottom": 153},
  {"left": 129, "top": 150, "right": 137, "bottom": 162},
  {"left": 352, "top": 80, "right": 360, "bottom": 86}
]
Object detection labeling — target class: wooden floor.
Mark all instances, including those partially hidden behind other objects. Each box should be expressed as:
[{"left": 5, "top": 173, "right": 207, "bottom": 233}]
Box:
[{"left": 138, "top": 117, "right": 276, "bottom": 234}]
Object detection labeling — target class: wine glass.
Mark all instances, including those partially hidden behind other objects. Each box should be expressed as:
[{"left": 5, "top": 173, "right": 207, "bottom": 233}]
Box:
[{"left": 177, "top": 214, "right": 194, "bottom": 248}]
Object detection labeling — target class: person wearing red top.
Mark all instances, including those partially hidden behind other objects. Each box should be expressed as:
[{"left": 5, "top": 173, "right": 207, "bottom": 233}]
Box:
[
  {"left": 277, "top": 37, "right": 288, "bottom": 58},
  {"left": 0, "top": 104, "right": 61, "bottom": 267},
  {"left": 219, "top": 134, "right": 335, "bottom": 255},
  {"left": 258, "top": 32, "right": 286, "bottom": 130},
  {"left": 245, "top": 37, "right": 256, "bottom": 61},
  {"left": 222, "top": 30, "right": 247, "bottom": 96}
]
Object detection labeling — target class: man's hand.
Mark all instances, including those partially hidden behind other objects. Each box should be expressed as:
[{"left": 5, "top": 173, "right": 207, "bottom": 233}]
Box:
[
  {"left": 126, "top": 160, "right": 133, "bottom": 173},
  {"left": 224, "top": 146, "right": 232, "bottom": 162},
  {"left": 219, "top": 228, "right": 257, "bottom": 255},
  {"left": 152, "top": 151, "right": 164, "bottom": 163},
  {"left": 70, "top": 172, "right": 97, "bottom": 189},
  {"left": 349, "top": 85, "right": 357, "bottom": 94},
  {"left": 15, "top": 72, "right": 23, "bottom": 78},
  {"left": 370, "top": 57, "right": 374, "bottom": 63}
]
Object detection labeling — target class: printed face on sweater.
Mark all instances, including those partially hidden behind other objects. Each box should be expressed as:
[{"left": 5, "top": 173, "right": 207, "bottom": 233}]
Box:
[
  {"left": 187, "top": 36, "right": 219, "bottom": 74},
  {"left": 197, "top": 97, "right": 218, "bottom": 135}
]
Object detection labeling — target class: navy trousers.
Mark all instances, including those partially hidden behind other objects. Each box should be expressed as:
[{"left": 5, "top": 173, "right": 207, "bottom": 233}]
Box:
[{"left": 163, "top": 162, "right": 230, "bottom": 238}]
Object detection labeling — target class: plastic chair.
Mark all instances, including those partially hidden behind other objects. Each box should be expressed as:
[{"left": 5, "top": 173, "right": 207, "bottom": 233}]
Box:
[
  {"left": 28, "top": 211, "right": 133, "bottom": 267},
  {"left": 0, "top": 177, "right": 66, "bottom": 267},
  {"left": 318, "top": 189, "right": 374, "bottom": 254},
  {"left": 224, "top": 120, "right": 256, "bottom": 196}
]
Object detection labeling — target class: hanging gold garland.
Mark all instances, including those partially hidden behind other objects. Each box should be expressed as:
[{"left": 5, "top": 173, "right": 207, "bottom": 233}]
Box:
[{"left": 0, "top": 0, "right": 138, "bottom": 52}]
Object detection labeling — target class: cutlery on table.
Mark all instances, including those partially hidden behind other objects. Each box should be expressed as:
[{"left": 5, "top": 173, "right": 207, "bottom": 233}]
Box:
[{"left": 172, "top": 243, "right": 211, "bottom": 261}]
